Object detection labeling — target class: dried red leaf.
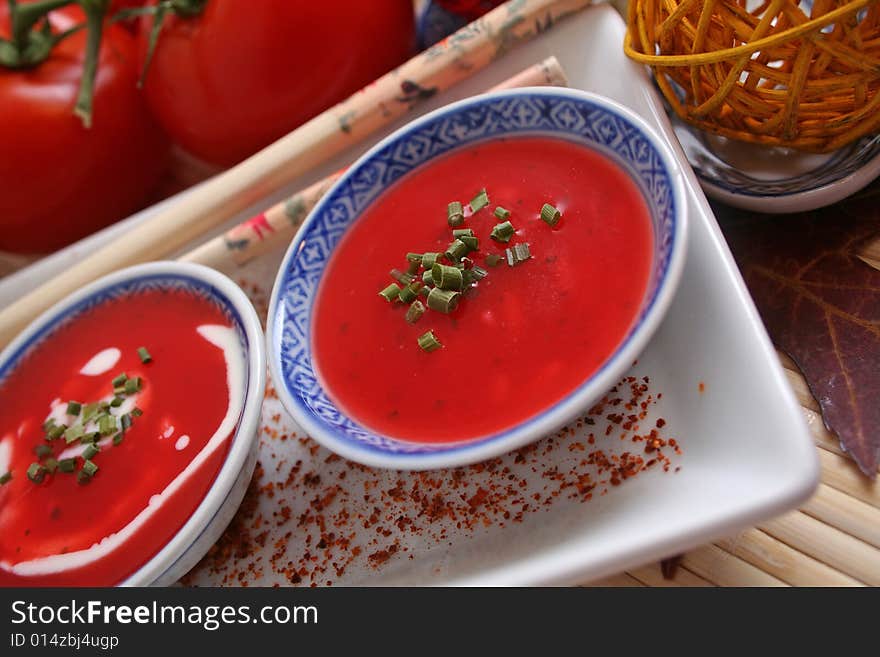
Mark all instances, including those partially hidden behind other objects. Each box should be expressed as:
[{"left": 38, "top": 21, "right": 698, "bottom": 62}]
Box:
[{"left": 720, "top": 195, "right": 880, "bottom": 478}]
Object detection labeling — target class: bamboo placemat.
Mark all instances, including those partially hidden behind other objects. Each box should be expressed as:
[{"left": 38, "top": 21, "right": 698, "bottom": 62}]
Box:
[{"left": 586, "top": 352, "right": 880, "bottom": 587}]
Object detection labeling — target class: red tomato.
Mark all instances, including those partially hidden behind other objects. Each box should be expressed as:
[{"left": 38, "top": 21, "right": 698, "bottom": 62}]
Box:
[
  {"left": 138, "top": 0, "right": 416, "bottom": 166},
  {"left": 0, "top": 5, "right": 169, "bottom": 254},
  {"left": 435, "top": 0, "right": 505, "bottom": 21}
]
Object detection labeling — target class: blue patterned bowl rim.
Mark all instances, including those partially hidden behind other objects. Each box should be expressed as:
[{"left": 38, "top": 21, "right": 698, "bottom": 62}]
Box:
[
  {"left": 0, "top": 262, "right": 266, "bottom": 585},
  {"left": 665, "top": 105, "right": 880, "bottom": 212},
  {"left": 267, "top": 88, "right": 688, "bottom": 470}
]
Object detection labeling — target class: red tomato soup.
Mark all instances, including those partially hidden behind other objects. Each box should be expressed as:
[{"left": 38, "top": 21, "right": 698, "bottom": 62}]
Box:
[
  {"left": 312, "top": 137, "right": 654, "bottom": 443},
  {"left": 0, "top": 287, "right": 245, "bottom": 586}
]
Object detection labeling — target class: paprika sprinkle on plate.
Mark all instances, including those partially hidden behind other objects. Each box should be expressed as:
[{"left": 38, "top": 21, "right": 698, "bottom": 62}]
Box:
[{"left": 183, "top": 371, "right": 682, "bottom": 587}]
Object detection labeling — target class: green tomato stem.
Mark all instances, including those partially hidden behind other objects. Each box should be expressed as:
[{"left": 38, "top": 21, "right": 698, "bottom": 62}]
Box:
[
  {"left": 0, "top": 0, "right": 75, "bottom": 69},
  {"left": 132, "top": 0, "right": 207, "bottom": 88},
  {"left": 170, "top": 0, "right": 207, "bottom": 17},
  {"left": 138, "top": 2, "right": 168, "bottom": 88},
  {"left": 9, "top": 0, "right": 72, "bottom": 48},
  {"left": 72, "top": 0, "right": 109, "bottom": 129}
]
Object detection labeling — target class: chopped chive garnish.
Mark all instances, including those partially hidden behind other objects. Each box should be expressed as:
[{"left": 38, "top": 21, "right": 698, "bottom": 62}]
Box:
[
  {"left": 66, "top": 401, "right": 82, "bottom": 416},
  {"left": 111, "top": 373, "right": 128, "bottom": 388},
  {"left": 34, "top": 444, "right": 52, "bottom": 459},
  {"left": 464, "top": 266, "right": 489, "bottom": 286},
  {"left": 379, "top": 283, "right": 401, "bottom": 302},
  {"left": 445, "top": 239, "right": 469, "bottom": 263},
  {"left": 0, "top": 472, "right": 11, "bottom": 485},
  {"left": 83, "top": 432, "right": 101, "bottom": 445},
  {"left": 82, "top": 443, "right": 100, "bottom": 460},
  {"left": 469, "top": 189, "right": 489, "bottom": 213},
  {"left": 124, "top": 377, "right": 142, "bottom": 395},
  {"left": 77, "top": 471, "right": 92, "bottom": 485},
  {"left": 121, "top": 413, "right": 133, "bottom": 431},
  {"left": 418, "top": 330, "right": 443, "bottom": 352},
  {"left": 432, "top": 263, "right": 464, "bottom": 291},
  {"left": 82, "top": 460, "right": 98, "bottom": 477},
  {"left": 81, "top": 402, "right": 101, "bottom": 423},
  {"left": 98, "top": 414, "right": 117, "bottom": 436},
  {"left": 131, "top": 407, "right": 143, "bottom": 417},
  {"left": 43, "top": 418, "right": 56, "bottom": 432},
  {"left": 398, "top": 287, "right": 416, "bottom": 304},
  {"left": 405, "top": 300, "right": 426, "bottom": 324},
  {"left": 44, "top": 458, "right": 58, "bottom": 474},
  {"left": 390, "top": 268, "right": 415, "bottom": 285},
  {"left": 110, "top": 396, "right": 124, "bottom": 408},
  {"left": 506, "top": 242, "right": 532, "bottom": 266},
  {"left": 459, "top": 235, "right": 479, "bottom": 251},
  {"left": 113, "top": 433, "right": 124, "bottom": 446},
  {"left": 58, "top": 458, "right": 76, "bottom": 474},
  {"left": 46, "top": 424, "right": 67, "bottom": 441},
  {"left": 447, "top": 201, "right": 464, "bottom": 227},
  {"left": 137, "top": 346, "right": 152, "bottom": 363},
  {"left": 27, "top": 462, "right": 46, "bottom": 484},
  {"left": 490, "top": 220, "right": 515, "bottom": 243},
  {"left": 540, "top": 203, "right": 561, "bottom": 227},
  {"left": 64, "top": 425, "right": 84, "bottom": 444},
  {"left": 376, "top": 188, "right": 553, "bottom": 355},
  {"left": 399, "top": 281, "right": 422, "bottom": 304},
  {"left": 426, "top": 287, "right": 460, "bottom": 314}
]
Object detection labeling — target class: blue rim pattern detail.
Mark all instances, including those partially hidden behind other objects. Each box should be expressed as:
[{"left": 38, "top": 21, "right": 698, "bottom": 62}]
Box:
[
  {"left": 659, "top": 78, "right": 880, "bottom": 198},
  {"left": 271, "top": 93, "right": 678, "bottom": 457},
  {"left": 684, "top": 130, "right": 880, "bottom": 197}
]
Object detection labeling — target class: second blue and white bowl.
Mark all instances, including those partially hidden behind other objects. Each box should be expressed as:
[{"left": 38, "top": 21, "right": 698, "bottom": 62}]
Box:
[{"left": 267, "top": 88, "right": 688, "bottom": 470}]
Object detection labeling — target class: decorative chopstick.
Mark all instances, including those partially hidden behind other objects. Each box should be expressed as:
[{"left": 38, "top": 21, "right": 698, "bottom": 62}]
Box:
[
  {"left": 179, "top": 57, "right": 569, "bottom": 270},
  {"left": 179, "top": 171, "right": 345, "bottom": 269},
  {"left": 0, "top": 0, "right": 592, "bottom": 348}
]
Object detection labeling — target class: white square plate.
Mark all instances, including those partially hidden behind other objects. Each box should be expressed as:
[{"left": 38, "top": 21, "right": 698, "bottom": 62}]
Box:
[{"left": 0, "top": 5, "right": 818, "bottom": 585}]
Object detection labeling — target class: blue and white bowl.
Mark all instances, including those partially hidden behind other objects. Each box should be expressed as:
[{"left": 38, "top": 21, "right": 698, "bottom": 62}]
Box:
[
  {"left": 268, "top": 88, "right": 688, "bottom": 470},
  {"left": 0, "top": 262, "right": 266, "bottom": 586},
  {"left": 669, "top": 109, "right": 880, "bottom": 212}
]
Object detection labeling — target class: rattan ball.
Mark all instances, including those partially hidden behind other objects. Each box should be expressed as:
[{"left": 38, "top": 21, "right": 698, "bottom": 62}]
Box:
[{"left": 624, "top": 0, "right": 880, "bottom": 152}]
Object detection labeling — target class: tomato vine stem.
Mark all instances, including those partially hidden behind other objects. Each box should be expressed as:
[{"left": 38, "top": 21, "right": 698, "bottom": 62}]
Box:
[
  {"left": 73, "top": 0, "right": 109, "bottom": 128},
  {"left": 0, "top": 0, "right": 76, "bottom": 68},
  {"left": 9, "top": 0, "right": 71, "bottom": 46},
  {"left": 114, "top": 0, "right": 207, "bottom": 87},
  {"left": 0, "top": 0, "right": 109, "bottom": 128}
]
